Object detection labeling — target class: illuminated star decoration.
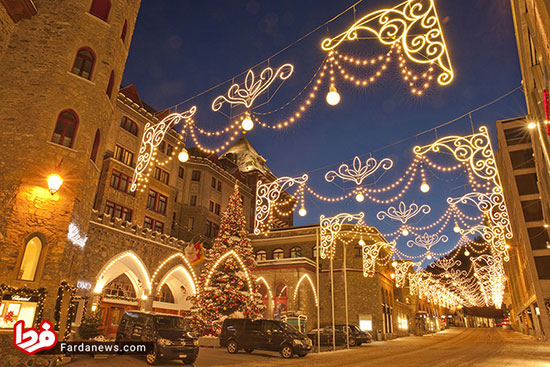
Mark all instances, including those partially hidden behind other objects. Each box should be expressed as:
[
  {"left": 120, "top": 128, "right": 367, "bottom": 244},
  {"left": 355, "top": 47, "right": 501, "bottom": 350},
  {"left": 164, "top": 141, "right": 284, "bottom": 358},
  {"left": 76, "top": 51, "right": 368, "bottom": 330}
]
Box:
[
  {"left": 321, "top": 0, "right": 454, "bottom": 86},
  {"left": 212, "top": 63, "right": 294, "bottom": 111},
  {"left": 376, "top": 201, "right": 431, "bottom": 224},
  {"left": 325, "top": 156, "right": 393, "bottom": 185},
  {"left": 130, "top": 106, "right": 196, "bottom": 192}
]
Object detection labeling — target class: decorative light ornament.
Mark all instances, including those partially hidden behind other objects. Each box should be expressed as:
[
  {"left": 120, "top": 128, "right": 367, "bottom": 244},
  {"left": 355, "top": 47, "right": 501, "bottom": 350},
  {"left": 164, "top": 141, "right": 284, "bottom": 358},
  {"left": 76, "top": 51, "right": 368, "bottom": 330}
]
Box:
[
  {"left": 407, "top": 233, "right": 448, "bottom": 252},
  {"left": 359, "top": 238, "right": 366, "bottom": 247},
  {"left": 392, "top": 261, "right": 397, "bottom": 267},
  {"left": 528, "top": 122, "right": 537, "bottom": 129},
  {"left": 453, "top": 223, "right": 461, "bottom": 233},
  {"left": 390, "top": 273, "right": 396, "bottom": 279},
  {"left": 319, "top": 212, "right": 365, "bottom": 259},
  {"left": 321, "top": 0, "right": 454, "bottom": 86},
  {"left": 242, "top": 112, "right": 254, "bottom": 132},
  {"left": 178, "top": 148, "right": 189, "bottom": 162},
  {"left": 464, "top": 249, "right": 470, "bottom": 257},
  {"left": 377, "top": 201, "right": 431, "bottom": 224},
  {"left": 401, "top": 227, "right": 409, "bottom": 236},
  {"left": 298, "top": 206, "right": 307, "bottom": 217},
  {"left": 326, "top": 85, "right": 341, "bottom": 106},
  {"left": 420, "top": 181, "right": 430, "bottom": 193},
  {"left": 47, "top": 174, "right": 63, "bottom": 195},
  {"left": 326, "top": 156, "right": 393, "bottom": 185},
  {"left": 212, "top": 63, "right": 294, "bottom": 111},
  {"left": 355, "top": 192, "right": 365, "bottom": 202},
  {"left": 426, "top": 253, "right": 433, "bottom": 260}
]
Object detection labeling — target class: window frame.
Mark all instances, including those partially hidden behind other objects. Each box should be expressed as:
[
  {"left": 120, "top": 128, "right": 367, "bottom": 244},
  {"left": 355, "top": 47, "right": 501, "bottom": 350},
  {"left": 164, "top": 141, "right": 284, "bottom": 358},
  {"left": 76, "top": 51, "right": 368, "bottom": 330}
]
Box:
[
  {"left": 16, "top": 234, "right": 45, "bottom": 282},
  {"left": 191, "top": 170, "right": 201, "bottom": 182},
  {"left": 146, "top": 189, "right": 168, "bottom": 215},
  {"left": 51, "top": 109, "right": 79, "bottom": 148},
  {"left": 90, "top": 129, "right": 101, "bottom": 162},
  {"left": 71, "top": 47, "right": 96, "bottom": 80},
  {"left": 273, "top": 248, "right": 285, "bottom": 260},
  {"left": 120, "top": 116, "right": 138, "bottom": 136},
  {"left": 89, "top": 0, "right": 112, "bottom": 22}
]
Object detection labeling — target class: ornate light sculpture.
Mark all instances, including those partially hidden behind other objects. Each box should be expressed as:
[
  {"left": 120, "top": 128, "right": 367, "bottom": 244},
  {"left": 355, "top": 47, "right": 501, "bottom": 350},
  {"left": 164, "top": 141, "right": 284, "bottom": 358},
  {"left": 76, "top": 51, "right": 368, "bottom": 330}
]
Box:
[
  {"left": 360, "top": 241, "right": 394, "bottom": 277},
  {"left": 377, "top": 201, "right": 431, "bottom": 224},
  {"left": 131, "top": 106, "right": 196, "bottom": 192},
  {"left": 325, "top": 156, "right": 393, "bottom": 185},
  {"left": 319, "top": 212, "right": 365, "bottom": 259},
  {"left": 406, "top": 232, "right": 448, "bottom": 253},
  {"left": 321, "top": 0, "right": 454, "bottom": 86},
  {"left": 393, "top": 260, "right": 420, "bottom": 288}
]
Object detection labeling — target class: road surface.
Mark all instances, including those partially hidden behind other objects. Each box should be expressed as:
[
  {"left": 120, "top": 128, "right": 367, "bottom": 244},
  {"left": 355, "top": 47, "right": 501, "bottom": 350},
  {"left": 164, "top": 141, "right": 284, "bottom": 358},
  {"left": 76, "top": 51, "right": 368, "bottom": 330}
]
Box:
[{"left": 67, "top": 328, "right": 550, "bottom": 367}]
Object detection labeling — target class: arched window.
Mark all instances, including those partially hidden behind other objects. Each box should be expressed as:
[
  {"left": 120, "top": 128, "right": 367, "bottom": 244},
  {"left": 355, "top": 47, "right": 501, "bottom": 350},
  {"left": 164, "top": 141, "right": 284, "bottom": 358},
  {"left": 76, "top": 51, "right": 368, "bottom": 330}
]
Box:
[
  {"left": 104, "top": 274, "right": 136, "bottom": 298},
  {"left": 17, "top": 236, "right": 43, "bottom": 281},
  {"left": 272, "top": 248, "right": 284, "bottom": 260},
  {"left": 121, "top": 20, "right": 128, "bottom": 42},
  {"left": 90, "top": 129, "right": 100, "bottom": 162},
  {"left": 51, "top": 110, "right": 78, "bottom": 148},
  {"left": 120, "top": 116, "right": 138, "bottom": 136},
  {"left": 290, "top": 247, "right": 302, "bottom": 258},
  {"left": 106, "top": 70, "right": 115, "bottom": 98},
  {"left": 155, "top": 284, "right": 175, "bottom": 303},
  {"left": 255, "top": 250, "right": 267, "bottom": 262},
  {"left": 71, "top": 48, "right": 95, "bottom": 80},
  {"left": 89, "top": 0, "right": 111, "bottom": 22}
]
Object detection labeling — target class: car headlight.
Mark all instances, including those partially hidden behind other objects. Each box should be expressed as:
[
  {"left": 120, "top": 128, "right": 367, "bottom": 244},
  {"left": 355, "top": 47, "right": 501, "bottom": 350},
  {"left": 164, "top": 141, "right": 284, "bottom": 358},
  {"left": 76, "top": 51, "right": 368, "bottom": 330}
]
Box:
[
  {"left": 158, "top": 338, "right": 173, "bottom": 347},
  {"left": 293, "top": 339, "right": 303, "bottom": 345}
]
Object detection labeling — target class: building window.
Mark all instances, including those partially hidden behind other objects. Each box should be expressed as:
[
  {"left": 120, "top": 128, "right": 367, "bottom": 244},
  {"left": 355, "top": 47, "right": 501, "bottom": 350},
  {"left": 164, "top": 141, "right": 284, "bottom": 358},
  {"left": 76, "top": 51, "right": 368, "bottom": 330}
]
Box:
[
  {"left": 105, "top": 201, "right": 132, "bottom": 222},
  {"left": 515, "top": 173, "right": 539, "bottom": 196},
  {"left": 527, "top": 227, "right": 550, "bottom": 250},
  {"left": 290, "top": 247, "right": 302, "bottom": 258},
  {"left": 120, "top": 116, "right": 138, "bottom": 136},
  {"left": 153, "top": 167, "right": 170, "bottom": 185},
  {"left": 509, "top": 149, "right": 535, "bottom": 170},
  {"left": 146, "top": 190, "right": 167, "bottom": 215},
  {"left": 503, "top": 127, "right": 531, "bottom": 146},
  {"left": 114, "top": 145, "right": 134, "bottom": 166},
  {"left": 71, "top": 48, "right": 95, "bottom": 80},
  {"left": 521, "top": 200, "right": 544, "bottom": 222},
  {"left": 155, "top": 284, "right": 175, "bottom": 303},
  {"left": 144, "top": 216, "right": 164, "bottom": 233},
  {"left": 211, "top": 177, "right": 216, "bottom": 188},
  {"left": 178, "top": 166, "right": 184, "bottom": 179},
  {"left": 209, "top": 201, "right": 214, "bottom": 212},
  {"left": 104, "top": 274, "right": 136, "bottom": 298},
  {"left": 89, "top": 0, "right": 111, "bottom": 22},
  {"left": 190, "top": 195, "right": 197, "bottom": 206},
  {"left": 191, "top": 170, "right": 201, "bottom": 182},
  {"left": 534, "top": 256, "right": 550, "bottom": 279},
  {"left": 256, "top": 250, "right": 267, "bottom": 261},
  {"left": 17, "top": 236, "right": 43, "bottom": 281},
  {"left": 273, "top": 248, "right": 284, "bottom": 260},
  {"left": 106, "top": 71, "right": 115, "bottom": 98},
  {"left": 215, "top": 203, "right": 220, "bottom": 216},
  {"left": 51, "top": 110, "right": 78, "bottom": 148},
  {"left": 90, "top": 129, "right": 100, "bottom": 162},
  {"left": 171, "top": 212, "right": 177, "bottom": 230},
  {"left": 166, "top": 144, "right": 173, "bottom": 156},
  {"left": 217, "top": 181, "right": 222, "bottom": 191},
  {"left": 355, "top": 245, "right": 362, "bottom": 257},
  {"left": 121, "top": 20, "right": 128, "bottom": 42},
  {"left": 110, "top": 170, "right": 134, "bottom": 195}
]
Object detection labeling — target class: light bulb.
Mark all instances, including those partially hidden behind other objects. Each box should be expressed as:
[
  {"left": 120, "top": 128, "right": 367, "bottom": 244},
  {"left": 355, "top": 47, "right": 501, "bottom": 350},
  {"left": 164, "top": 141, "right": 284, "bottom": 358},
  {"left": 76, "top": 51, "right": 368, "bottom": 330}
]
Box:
[
  {"left": 453, "top": 224, "right": 461, "bottom": 233},
  {"left": 420, "top": 181, "right": 430, "bottom": 193},
  {"left": 242, "top": 113, "right": 254, "bottom": 131},
  {"left": 355, "top": 192, "right": 365, "bottom": 202},
  {"left": 298, "top": 207, "right": 307, "bottom": 217},
  {"left": 402, "top": 228, "right": 409, "bottom": 236},
  {"left": 141, "top": 294, "right": 148, "bottom": 300},
  {"left": 391, "top": 261, "right": 397, "bottom": 268},
  {"left": 359, "top": 239, "right": 366, "bottom": 246},
  {"left": 326, "top": 85, "right": 341, "bottom": 106},
  {"left": 47, "top": 174, "right": 63, "bottom": 195},
  {"left": 178, "top": 148, "right": 189, "bottom": 162},
  {"left": 527, "top": 122, "right": 537, "bottom": 129},
  {"left": 426, "top": 253, "right": 432, "bottom": 260},
  {"left": 464, "top": 249, "right": 470, "bottom": 256},
  {"left": 390, "top": 273, "right": 395, "bottom": 279}
]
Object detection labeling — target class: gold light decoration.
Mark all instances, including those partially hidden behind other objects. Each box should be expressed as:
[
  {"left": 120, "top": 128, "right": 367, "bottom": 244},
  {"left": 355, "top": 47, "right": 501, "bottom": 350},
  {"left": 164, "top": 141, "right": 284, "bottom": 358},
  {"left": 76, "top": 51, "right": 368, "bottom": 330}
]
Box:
[
  {"left": 212, "top": 64, "right": 294, "bottom": 111},
  {"left": 319, "top": 212, "right": 365, "bottom": 259},
  {"left": 360, "top": 241, "right": 394, "bottom": 277},
  {"left": 376, "top": 201, "right": 431, "bottom": 224},
  {"left": 406, "top": 232, "right": 448, "bottom": 252},
  {"left": 321, "top": 0, "right": 454, "bottom": 86},
  {"left": 254, "top": 175, "right": 308, "bottom": 235},
  {"left": 393, "top": 260, "right": 420, "bottom": 288},
  {"left": 130, "top": 106, "right": 196, "bottom": 192},
  {"left": 325, "top": 156, "right": 393, "bottom": 185}
]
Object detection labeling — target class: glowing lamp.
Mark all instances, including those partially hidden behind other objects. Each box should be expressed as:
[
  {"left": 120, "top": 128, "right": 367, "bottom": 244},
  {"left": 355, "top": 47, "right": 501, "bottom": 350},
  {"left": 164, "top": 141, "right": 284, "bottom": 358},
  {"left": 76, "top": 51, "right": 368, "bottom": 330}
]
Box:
[
  {"left": 420, "top": 181, "right": 430, "bottom": 193},
  {"left": 453, "top": 223, "right": 461, "bottom": 233},
  {"left": 141, "top": 294, "right": 148, "bottom": 300},
  {"left": 390, "top": 273, "right": 395, "bottom": 279},
  {"left": 242, "top": 113, "right": 254, "bottom": 131},
  {"left": 326, "top": 85, "right": 341, "bottom": 106},
  {"left": 426, "top": 253, "right": 432, "bottom": 260},
  {"left": 391, "top": 261, "right": 397, "bottom": 268},
  {"left": 47, "top": 174, "right": 63, "bottom": 195},
  {"left": 90, "top": 304, "right": 97, "bottom": 312},
  {"left": 358, "top": 239, "right": 366, "bottom": 246},
  {"left": 178, "top": 148, "right": 189, "bottom": 162},
  {"left": 298, "top": 207, "right": 307, "bottom": 217},
  {"left": 505, "top": 244, "right": 510, "bottom": 249},
  {"left": 527, "top": 122, "right": 537, "bottom": 129},
  {"left": 464, "top": 249, "right": 470, "bottom": 256},
  {"left": 401, "top": 228, "right": 409, "bottom": 236},
  {"left": 355, "top": 192, "right": 365, "bottom": 202}
]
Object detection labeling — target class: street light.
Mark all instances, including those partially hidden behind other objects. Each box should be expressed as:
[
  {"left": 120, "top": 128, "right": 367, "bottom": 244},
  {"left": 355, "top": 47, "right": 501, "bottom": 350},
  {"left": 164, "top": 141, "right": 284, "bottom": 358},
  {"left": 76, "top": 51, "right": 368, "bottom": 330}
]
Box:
[{"left": 47, "top": 174, "right": 63, "bottom": 195}]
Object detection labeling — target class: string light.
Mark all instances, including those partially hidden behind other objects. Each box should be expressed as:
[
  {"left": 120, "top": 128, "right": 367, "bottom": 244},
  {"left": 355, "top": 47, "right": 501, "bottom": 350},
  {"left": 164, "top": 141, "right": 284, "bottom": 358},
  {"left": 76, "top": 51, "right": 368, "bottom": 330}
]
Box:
[
  {"left": 178, "top": 147, "right": 189, "bottom": 162},
  {"left": 242, "top": 112, "right": 254, "bottom": 132},
  {"left": 326, "top": 84, "right": 341, "bottom": 106}
]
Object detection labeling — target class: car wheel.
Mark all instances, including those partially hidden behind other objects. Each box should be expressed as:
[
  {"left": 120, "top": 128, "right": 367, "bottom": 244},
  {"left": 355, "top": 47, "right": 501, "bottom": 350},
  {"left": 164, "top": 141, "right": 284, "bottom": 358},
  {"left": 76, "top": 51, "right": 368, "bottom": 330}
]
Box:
[
  {"left": 146, "top": 345, "right": 158, "bottom": 365},
  {"left": 349, "top": 338, "right": 357, "bottom": 347},
  {"left": 227, "top": 340, "right": 239, "bottom": 354},
  {"left": 280, "top": 344, "right": 293, "bottom": 359},
  {"left": 182, "top": 355, "right": 197, "bottom": 365},
  {"left": 244, "top": 348, "right": 254, "bottom": 353}
]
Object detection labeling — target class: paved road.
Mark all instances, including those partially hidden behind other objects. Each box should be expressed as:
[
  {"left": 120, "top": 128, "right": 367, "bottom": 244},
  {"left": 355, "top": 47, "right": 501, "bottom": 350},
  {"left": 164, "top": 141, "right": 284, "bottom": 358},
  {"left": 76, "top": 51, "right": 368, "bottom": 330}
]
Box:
[{"left": 67, "top": 328, "right": 550, "bottom": 367}]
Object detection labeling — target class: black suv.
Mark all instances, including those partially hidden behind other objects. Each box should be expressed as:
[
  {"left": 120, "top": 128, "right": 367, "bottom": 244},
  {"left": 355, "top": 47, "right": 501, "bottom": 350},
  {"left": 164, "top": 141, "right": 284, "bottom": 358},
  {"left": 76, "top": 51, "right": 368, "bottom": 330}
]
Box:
[
  {"left": 220, "top": 318, "right": 312, "bottom": 358},
  {"left": 115, "top": 311, "right": 199, "bottom": 365},
  {"left": 308, "top": 324, "right": 371, "bottom": 346}
]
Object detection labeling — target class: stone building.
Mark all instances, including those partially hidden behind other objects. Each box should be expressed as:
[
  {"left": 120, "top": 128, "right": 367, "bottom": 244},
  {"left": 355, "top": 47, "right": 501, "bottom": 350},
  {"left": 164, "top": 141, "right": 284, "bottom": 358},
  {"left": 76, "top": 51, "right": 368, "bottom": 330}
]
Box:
[{"left": 500, "top": 0, "right": 550, "bottom": 339}]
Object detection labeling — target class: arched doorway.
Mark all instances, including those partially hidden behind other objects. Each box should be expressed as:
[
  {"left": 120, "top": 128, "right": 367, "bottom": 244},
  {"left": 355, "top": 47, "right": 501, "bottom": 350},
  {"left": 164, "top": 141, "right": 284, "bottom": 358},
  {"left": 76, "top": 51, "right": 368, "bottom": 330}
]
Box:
[
  {"left": 153, "top": 265, "right": 196, "bottom": 315},
  {"left": 99, "top": 274, "right": 139, "bottom": 337},
  {"left": 274, "top": 282, "right": 288, "bottom": 320}
]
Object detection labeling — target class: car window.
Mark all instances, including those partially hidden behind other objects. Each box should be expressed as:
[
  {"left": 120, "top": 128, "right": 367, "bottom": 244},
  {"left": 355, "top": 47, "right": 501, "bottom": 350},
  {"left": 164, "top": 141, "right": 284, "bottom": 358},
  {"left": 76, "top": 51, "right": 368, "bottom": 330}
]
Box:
[
  {"left": 280, "top": 322, "right": 299, "bottom": 333},
  {"left": 154, "top": 315, "right": 189, "bottom": 330},
  {"left": 249, "top": 320, "right": 262, "bottom": 332},
  {"left": 263, "top": 321, "right": 281, "bottom": 333}
]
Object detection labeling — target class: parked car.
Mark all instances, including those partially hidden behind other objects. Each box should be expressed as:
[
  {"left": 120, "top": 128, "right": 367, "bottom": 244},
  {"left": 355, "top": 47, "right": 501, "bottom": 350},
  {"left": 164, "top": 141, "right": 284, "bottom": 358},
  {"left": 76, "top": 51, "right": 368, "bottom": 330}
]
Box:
[
  {"left": 307, "top": 324, "right": 372, "bottom": 346},
  {"left": 220, "top": 318, "right": 312, "bottom": 358},
  {"left": 115, "top": 311, "right": 199, "bottom": 365}
]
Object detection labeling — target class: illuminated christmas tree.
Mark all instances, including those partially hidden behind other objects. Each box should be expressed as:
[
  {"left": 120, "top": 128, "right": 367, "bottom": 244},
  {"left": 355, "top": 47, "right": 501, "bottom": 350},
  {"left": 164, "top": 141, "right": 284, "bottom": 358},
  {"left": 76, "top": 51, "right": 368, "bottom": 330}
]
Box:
[{"left": 189, "top": 184, "right": 265, "bottom": 335}]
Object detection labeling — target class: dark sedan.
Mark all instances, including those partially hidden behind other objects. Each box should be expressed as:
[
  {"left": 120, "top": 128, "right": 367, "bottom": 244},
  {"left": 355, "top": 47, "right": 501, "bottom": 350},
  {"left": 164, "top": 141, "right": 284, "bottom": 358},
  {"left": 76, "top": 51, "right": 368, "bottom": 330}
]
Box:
[{"left": 307, "top": 324, "right": 372, "bottom": 346}]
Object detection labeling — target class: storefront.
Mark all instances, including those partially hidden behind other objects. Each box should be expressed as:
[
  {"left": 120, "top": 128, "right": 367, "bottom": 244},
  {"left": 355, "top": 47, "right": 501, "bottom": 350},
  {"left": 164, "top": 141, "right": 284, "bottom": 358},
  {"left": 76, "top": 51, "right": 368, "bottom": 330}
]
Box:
[{"left": 0, "top": 288, "right": 44, "bottom": 329}]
